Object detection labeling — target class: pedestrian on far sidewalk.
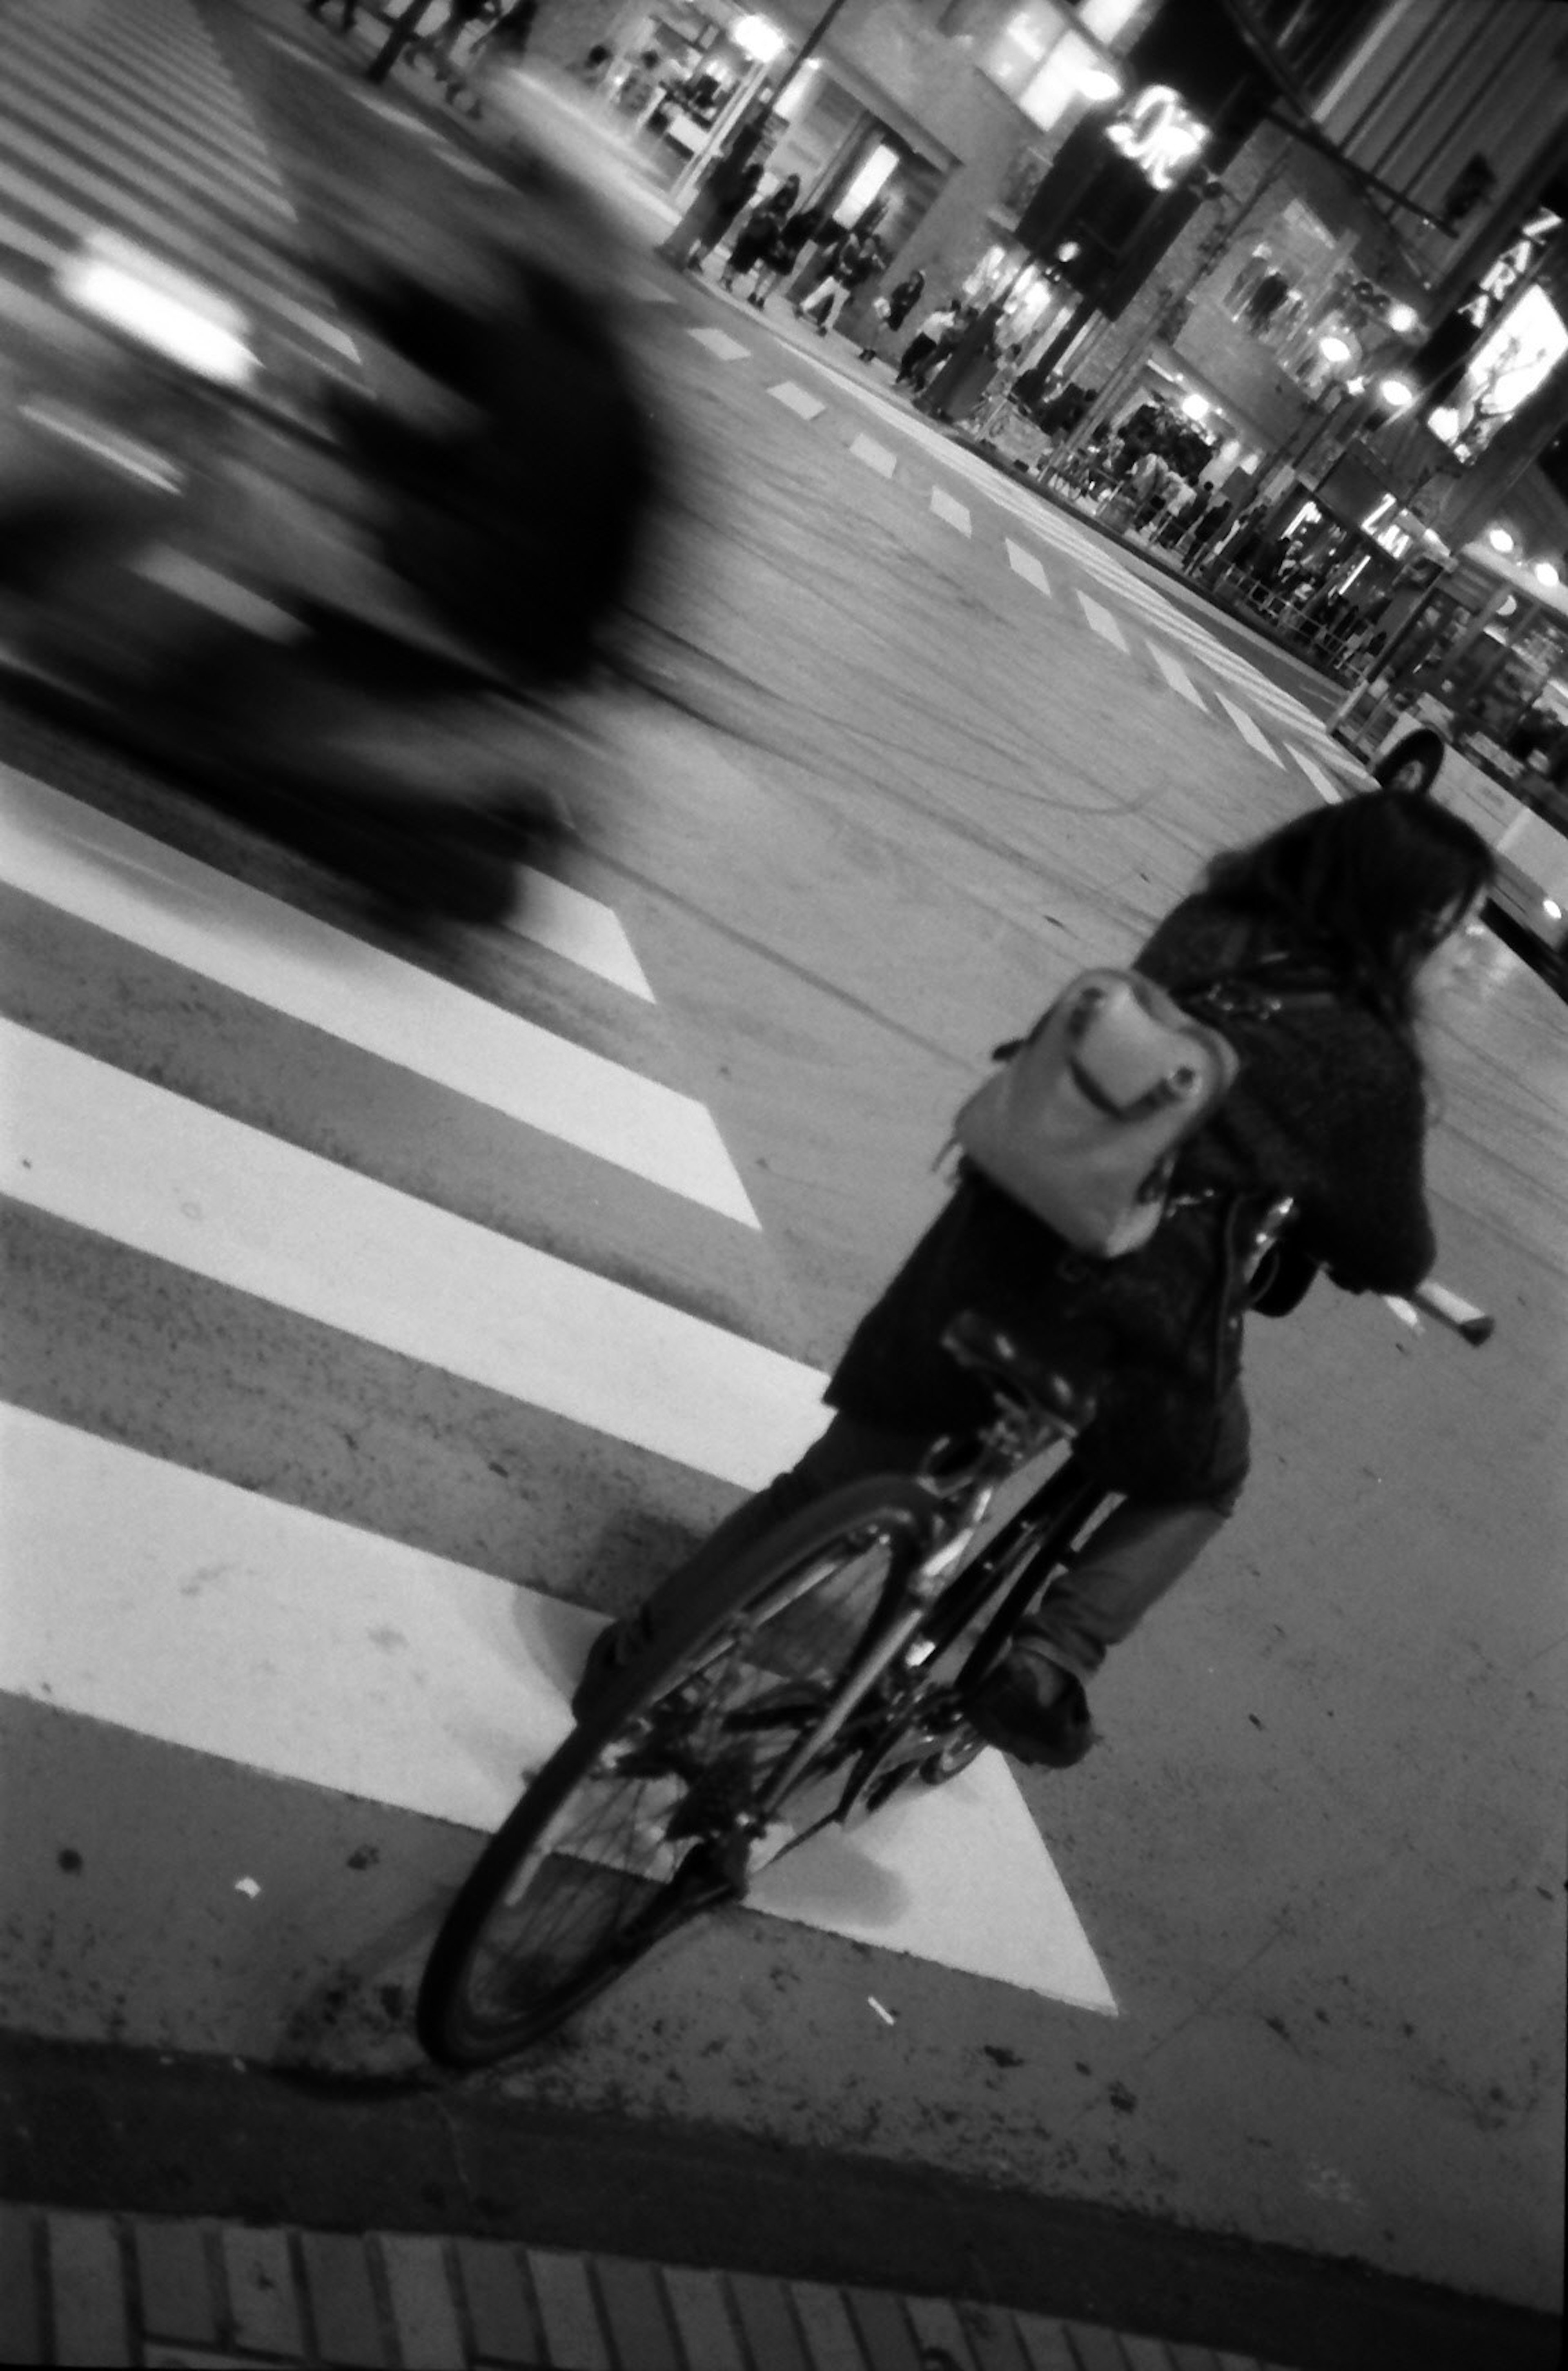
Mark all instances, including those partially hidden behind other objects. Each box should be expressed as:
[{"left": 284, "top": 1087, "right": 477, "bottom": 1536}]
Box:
[
  {"left": 719, "top": 175, "right": 800, "bottom": 298},
  {"left": 746, "top": 203, "right": 822, "bottom": 309},
  {"left": 797, "top": 224, "right": 883, "bottom": 338},
  {"left": 657, "top": 132, "right": 767, "bottom": 274},
  {"left": 855, "top": 265, "right": 924, "bottom": 361}
]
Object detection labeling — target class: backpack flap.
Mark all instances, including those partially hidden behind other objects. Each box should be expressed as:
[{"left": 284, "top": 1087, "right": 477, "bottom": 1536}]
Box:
[{"left": 953, "top": 970, "right": 1238, "bottom": 1257}]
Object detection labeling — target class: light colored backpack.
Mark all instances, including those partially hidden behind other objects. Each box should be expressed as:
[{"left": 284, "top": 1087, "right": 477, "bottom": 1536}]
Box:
[{"left": 951, "top": 968, "right": 1241, "bottom": 1258}]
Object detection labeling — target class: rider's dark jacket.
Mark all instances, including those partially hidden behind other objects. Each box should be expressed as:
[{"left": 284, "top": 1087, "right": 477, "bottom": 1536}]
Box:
[{"left": 825, "top": 892, "right": 1437, "bottom": 1497}]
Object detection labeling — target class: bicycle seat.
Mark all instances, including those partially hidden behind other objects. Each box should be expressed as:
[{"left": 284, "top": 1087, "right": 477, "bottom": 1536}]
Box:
[{"left": 940, "top": 1311, "right": 1097, "bottom": 1434}]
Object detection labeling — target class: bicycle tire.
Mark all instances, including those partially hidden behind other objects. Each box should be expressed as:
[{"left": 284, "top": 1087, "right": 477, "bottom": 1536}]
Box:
[{"left": 416, "top": 1475, "right": 937, "bottom": 2068}]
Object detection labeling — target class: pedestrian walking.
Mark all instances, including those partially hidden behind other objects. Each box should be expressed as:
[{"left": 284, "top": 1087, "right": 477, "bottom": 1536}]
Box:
[
  {"left": 785, "top": 216, "right": 849, "bottom": 311},
  {"left": 657, "top": 134, "right": 767, "bottom": 275},
  {"left": 894, "top": 299, "right": 956, "bottom": 387},
  {"left": 746, "top": 203, "right": 822, "bottom": 309},
  {"left": 797, "top": 224, "right": 883, "bottom": 337},
  {"left": 719, "top": 175, "right": 800, "bottom": 297},
  {"left": 855, "top": 265, "right": 924, "bottom": 361}
]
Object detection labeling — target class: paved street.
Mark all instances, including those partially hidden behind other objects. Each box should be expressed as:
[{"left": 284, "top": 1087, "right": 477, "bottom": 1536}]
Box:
[{"left": 0, "top": 4, "right": 1563, "bottom": 2366}]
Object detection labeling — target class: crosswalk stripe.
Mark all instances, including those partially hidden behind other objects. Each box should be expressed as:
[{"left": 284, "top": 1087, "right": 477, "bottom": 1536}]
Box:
[
  {"left": 512, "top": 868, "right": 655, "bottom": 1000},
  {"left": 1, "top": 1403, "right": 1116, "bottom": 2008},
  {"left": 6, "top": 12, "right": 274, "bottom": 172},
  {"left": 1076, "top": 590, "right": 1129, "bottom": 651},
  {"left": 850, "top": 433, "right": 898, "bottom": 477},
  {"left": 0, "top": 770, "right": 751, "bottom": 1221},
  {"left": 2, "top": 1019, "right": 823, "bottom": 1487},
  {"left": 768, "top": 380, "right": 825, "bottom": 420},
  {"left": 0, "top": 54, "right": 294, "bottom": 225},
  {"left": 1288, "top": 744, "right": 1347, "bottom": 803},
  {"left": 1214, "top": 692, "right": 1284, "bottom": 764},
  {"left": 1145, "top": 642, "right": 1206, "bottom": 708},
  {"left": 688, "top": 326, "right": 750, "bottom": 362},
  {"left": 0, "top": 127, "right": 284, "bottom": 285},
  {"left": 929, "top": 485, "right": 971, "bottom": 535}
]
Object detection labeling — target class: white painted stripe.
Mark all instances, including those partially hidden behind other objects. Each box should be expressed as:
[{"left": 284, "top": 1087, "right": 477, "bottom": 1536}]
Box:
[
  {"left": 1076, "top": 590, "right": 1129, "bottom": 652},
  {"left": 0, "top": 205, "right": 61, "bottom": 272},
  {"left": 768, "top": 381, "right": 825, "bottom": 420},
  {"left": 688, "top": 326, "right": 750, "bottom": 362},
  {"left": 849, "top": 434, "right": 897, "bottom": 478},
  {"left": 1004, "top": 539, "right": 1050, "bottom": 596},
  {"left": 0, "top": 1405, "right": 1115, "bottom": 2009},
  {"left": 510, "top": 868, "right": 655, "bottom": 1000},
  {"left": 0, "top": 64, "right": 293, "bottom": 219},
  {"left": 1288, "top": 744, "right": 1346, "bottom": 803},
  {"left": 0, "top": 120, "right": 277, "bottom": 250},
  {"left": 6, "top": 19, "right": 273, "bottom": 168},
  {"left": 2, "top": 1022, "right": 821, "bottom": 1487},
  {"left": 0, "top": 769, "right": 753, "bottom": 1222},
  {"left": 929, "top": 486, "right": 971, "bottom": 535},
  {"left": 1145, "top": 642, "right": 1206, "bottom": 708},
  {"left": 0, "top": 159, "right": 326, "bottom": 340},
  {"left": 352, "top": 91, "right": 444, "bottom": 136},
  {"left": 1214, "top": 692, "right": 1285, "bottom": 764}
]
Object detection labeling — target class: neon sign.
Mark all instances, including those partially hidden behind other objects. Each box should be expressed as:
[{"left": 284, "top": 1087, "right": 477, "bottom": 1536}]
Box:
[{"left": 1106, "top": 85, "right": 1208, "bottom": 190}]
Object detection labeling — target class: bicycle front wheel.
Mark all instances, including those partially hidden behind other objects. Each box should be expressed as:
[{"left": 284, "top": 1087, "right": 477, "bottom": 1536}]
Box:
[{"left": 416, "top": 1476, "right": 937, "bottom": 2068}]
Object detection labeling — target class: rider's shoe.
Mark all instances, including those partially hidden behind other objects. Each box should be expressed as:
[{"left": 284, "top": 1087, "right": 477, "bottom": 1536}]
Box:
[
  {"left": 570, "top": 1615, "right": 647, "bottom": 1724},
  {"left": 969, "top": 1654, "right": 1095, "bottom": 1768}
]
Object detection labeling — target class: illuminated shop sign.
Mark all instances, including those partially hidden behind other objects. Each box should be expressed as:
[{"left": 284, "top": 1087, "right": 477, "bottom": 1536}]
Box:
[
  {"left": 1105, "top": 84, "right": 1208, "bottom": 189},
  {"left": 1431, "top": 283, "right": 1568, "bottom": 462}
]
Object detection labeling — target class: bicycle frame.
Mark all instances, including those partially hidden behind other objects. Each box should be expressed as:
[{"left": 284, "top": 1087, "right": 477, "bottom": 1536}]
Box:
[{"left": 744, "top": 1425, "right": 1103, "bottom": 1837}]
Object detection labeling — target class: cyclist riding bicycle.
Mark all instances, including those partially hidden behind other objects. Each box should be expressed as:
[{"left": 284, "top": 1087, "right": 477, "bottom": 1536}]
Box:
[{"left": 578, "top": 793, "right": 1494, "bottom": 1766}]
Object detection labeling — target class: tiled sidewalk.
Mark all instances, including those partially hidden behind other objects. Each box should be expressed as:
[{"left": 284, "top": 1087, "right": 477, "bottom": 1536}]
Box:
[{"left": 0, "top": 2205, "right": 1295, "bottom": 2371}]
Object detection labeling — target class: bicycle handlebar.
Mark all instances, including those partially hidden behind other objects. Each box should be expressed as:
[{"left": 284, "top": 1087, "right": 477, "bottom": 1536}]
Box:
[{"left": 1385, "top": 1281, "right": 1495, "bottom": 1346}]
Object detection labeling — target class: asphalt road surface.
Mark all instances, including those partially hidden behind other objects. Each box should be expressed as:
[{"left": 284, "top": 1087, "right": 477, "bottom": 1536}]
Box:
[{"left": 0, "top": 0, "right": 1563, "bottom": 2336}]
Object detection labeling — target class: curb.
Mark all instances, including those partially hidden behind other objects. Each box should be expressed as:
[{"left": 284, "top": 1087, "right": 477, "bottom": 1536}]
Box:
[{"left": 0, "top": 2203, "right": 1291, "bottom": 2371}]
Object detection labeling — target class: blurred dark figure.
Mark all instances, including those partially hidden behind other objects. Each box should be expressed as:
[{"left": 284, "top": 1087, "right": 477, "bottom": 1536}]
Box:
[
  {"left": 318, "top": 236, "right": 658, "bottom": 695},
  {"left": 304, "top": 0, "right": 360, "bottom": 31}
]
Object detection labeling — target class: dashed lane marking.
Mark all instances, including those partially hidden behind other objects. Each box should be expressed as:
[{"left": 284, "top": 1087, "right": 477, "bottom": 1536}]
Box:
[
  {"left": 1146, "top": 641, "right": 1207, "bottom": 708},
  {"left": 929, "top": 485, "right": 971, "bottom": 534},
  {"left": 850, "top": 432, "right": 898, "bottom": 477},
  {"left": 768, "top": 380, "right": 826, "bottom": 420},
  {"left": 1004, "top": 538, "right": 1050, "bottom": 595},
  {"left": 688, "top": 325, "right": 750, "bottom": 362},
  {"left": 1214, "top": 691, "right": 1284, "bottom": 764},
  {"left": 1076, "top": 590, "right": 1129, "bottom": 652}
]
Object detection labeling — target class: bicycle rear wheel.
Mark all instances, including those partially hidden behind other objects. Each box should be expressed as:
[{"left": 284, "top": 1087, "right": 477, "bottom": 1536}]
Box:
[{"left": 416, "top": 1476, "right": 936, "bottom": 2068}]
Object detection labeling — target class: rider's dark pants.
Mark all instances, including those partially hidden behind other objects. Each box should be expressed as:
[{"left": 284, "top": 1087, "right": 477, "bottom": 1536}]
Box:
[{"left": 622, "top": 1391, "right": 1249, "bottom": 1688}]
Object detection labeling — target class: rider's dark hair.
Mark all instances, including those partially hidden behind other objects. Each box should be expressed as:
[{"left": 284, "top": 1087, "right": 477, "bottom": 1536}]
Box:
[{"left": 1204, "top": 790, "right": 1495, "bottom": 1026}]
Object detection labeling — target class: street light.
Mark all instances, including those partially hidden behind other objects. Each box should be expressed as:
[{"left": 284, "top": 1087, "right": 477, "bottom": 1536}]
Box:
[
  {"left": 1533, "top": 560, "right": 1559, "bottom": 585},
  {"left": 1377, "top": 376, "right": 1416, "bottom": 410},
  {"left": 1077, "top": 65, "right": 1123, "bottom": 103},
  {"left": 1387, "top": 302, "right": 1420, "bottom": 334},
  {"left": 1488, "top": 526, "right": 1515, "bottom": 552},
  {"left": 1319, "top": 333, "right": 1353, "bottom": 364}
]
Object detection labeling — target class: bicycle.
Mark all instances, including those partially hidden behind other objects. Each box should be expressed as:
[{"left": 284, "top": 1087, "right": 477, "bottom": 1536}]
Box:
[{"left": 416, "top": 1200, "right": 1491, "bottom": 2068}]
